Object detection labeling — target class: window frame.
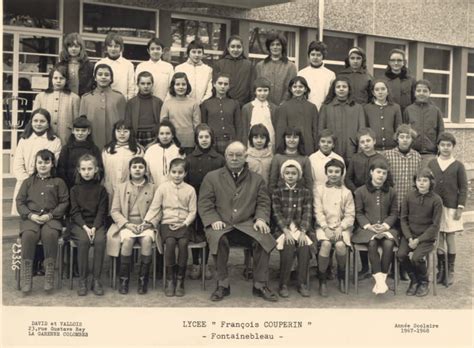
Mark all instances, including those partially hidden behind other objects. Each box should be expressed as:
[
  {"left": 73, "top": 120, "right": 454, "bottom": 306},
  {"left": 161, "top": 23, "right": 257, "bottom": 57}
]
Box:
[
  {"left": 79, "top": 0, "right": 159, "bottom": 64},
  {"left": 169, "top": 13, "right": 231, "bottom": 61},
  {"left": 248, "top": 21, "right": 300, "bottom": 69},
  {"left": 3, "top": 0, "right": 64, "bottom": 34},
  {"left": 373, "top": 37, "right": 409, "bottom": 72},
  {"left": 465, "top": 50, "right": 474, "bottom": 122},
  {"left": 422, "top": 43, "right": 453, "bottom": 121},
  {"left": 322, "top": 31, "right": 358, "bottom": 71}
]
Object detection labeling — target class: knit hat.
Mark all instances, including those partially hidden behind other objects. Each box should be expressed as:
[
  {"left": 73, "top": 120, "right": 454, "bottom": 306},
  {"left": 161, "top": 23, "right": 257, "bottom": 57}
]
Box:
[
  {"left": 73, "top": 115, "right": 91, "bottom": 129},
  {"left": 253, "top": 77, "right": 272, "bottom": 90},
  {"left": 280, "top": 159, "right": 302, "bottom": 179}
]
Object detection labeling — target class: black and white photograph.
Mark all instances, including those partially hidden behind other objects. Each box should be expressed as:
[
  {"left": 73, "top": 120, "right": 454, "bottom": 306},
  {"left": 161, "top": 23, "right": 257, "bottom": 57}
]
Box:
[{"left": 1, "top": 0, "right": 473, "bottom": 347}]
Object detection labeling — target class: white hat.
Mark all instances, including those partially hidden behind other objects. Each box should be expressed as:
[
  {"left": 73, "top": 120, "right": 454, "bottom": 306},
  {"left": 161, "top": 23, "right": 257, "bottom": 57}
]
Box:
[{"left": 280, "top": 159, "right": 302, "bottom": 179}]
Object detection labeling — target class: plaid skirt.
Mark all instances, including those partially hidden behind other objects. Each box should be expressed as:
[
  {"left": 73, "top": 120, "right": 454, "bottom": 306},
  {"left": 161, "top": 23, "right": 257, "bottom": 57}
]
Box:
[
  {"left": 136, "top": 130, "right": 156, "bottom": 148},
  {"left": 214, "top": 134, "right": 233, "bottom": 155}
]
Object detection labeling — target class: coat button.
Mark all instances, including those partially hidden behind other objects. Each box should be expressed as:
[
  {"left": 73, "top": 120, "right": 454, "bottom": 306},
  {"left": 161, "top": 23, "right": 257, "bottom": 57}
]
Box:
[{"left": 233, "top": 209, "right": 237, "bottom": 212}]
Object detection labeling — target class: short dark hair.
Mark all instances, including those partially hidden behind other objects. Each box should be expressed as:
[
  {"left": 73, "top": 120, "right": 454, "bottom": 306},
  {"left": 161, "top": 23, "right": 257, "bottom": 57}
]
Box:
[
  {"left": 45, "top": 64, "right": 71, "bottom": 93},
  {"left": 128, "top": 156, "right": 149, "bottom": 182},
  {"left": 414, "top": 79, "right": 432, "bottom": 92},
  {"left": 169, "top": 157, "right": 188, "bottom": 172},
  {"left": 104, "top": 32, "right": 123, "bottom": 49},
  {"left": 186, "top": 40, "right": 205, "bottom": 56},
  {"left": 264, "top": 32, "right": 289, "bottom": 63},
  {"left": 324, "top": 158, "right": 345, "bottom": 175},
  {"left": 414, "top": 167, "right": 435, "bottom": 191},
  {"left": 437, "top": 132, "right": 456, "bottom": 146},
  {"left": 276, "top": 126, "right": 306, "bottom": 155},
  {"left": 356, "top": 128, "right": 376, "bottom": 142},
  {"left": 194, "top": 123, "right": 215, "bottom": 148},
  {"left": 288, "top": 76, "right": 311, "bottom": 99},
  {"left": 137, "top": 71, "right": 154, "bottom": 84},
  {"left": 169, "top": 72, "right": 192, "bottom": 96},
  {"left": 318, "top": 129, "right": 337, "bottom": 144},
  {"left": 248, "top": 124, "right": 270, "bottom": 148},
  {"left": 33, "top": 149, "right": 57, "bottom": 177},
  {"left": 93, "top": 63, "right": 114, "bottom": 85},
  {"left": 147, "top": 37, "right": 165, "bottom": 50},
  {"left": 307, "top": 41, "right": 328, "bottom": 59}
]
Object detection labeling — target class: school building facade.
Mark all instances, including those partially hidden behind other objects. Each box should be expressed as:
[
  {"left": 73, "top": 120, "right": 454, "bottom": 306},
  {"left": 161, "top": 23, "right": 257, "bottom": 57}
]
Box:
[{"left": 3, "top": 0, "right": 474, "bottom": 177}]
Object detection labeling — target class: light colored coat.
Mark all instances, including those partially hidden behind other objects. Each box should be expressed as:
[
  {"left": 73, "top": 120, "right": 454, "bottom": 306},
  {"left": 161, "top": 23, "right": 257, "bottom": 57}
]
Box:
[
  {"left": 106, "top": 181, "right": 160, "bottom": 257},
  {"left": 198, "top": 165, "right": 276, "bottom": 255}
]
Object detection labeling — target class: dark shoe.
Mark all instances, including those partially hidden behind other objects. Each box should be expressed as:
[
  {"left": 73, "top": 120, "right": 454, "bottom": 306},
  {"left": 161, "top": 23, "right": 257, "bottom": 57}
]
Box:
[
  {"left": 165, "top": 279, "right": 175, "bottom": 297},
  {"left": 210, "top": 285, "right": 230, "bottom": 301},
  {"left": 189, "top": 264, "right": 201, "bottom": 280},
  {"left": 415, "top": 281, "right": 430, "bottom": 297},
  {"left": 279, "top": 285, "right": 289, "bottom": 298},
  {"left": 436, "top": 254, "right": 445, "bottom": 284},
  {"left": 447, "top": 254, "right": 456, "bottom": 286},
  {"left": 358, "top": 267, "right": 371, "bottom": 280},
  {"left": 338, "top": 279, "right": 345, "bottom": 293},
  {"left": 400, "top": 268, "right": 409, "bottom": 281},
  {"left": 77, "top": 279, "right": 88, "bottom": 296},
  {"left": 243, "top": 267, "right": 253, "bottom": 280},
  {"left": 21, "top": 259, "right": 33, "bottom": 294},
  {"left": 298, "top": 284, "right": 310, "bottom": 297},
  {"left": 319, "top": 280, "right": 328, "bottom": 297},
  {"left": 137, "top": 262, "right": 150, "bottom": 295},
  {"left": 252, "top": 286, "right": 278, "bottom": 302},
  {"left": 406, "top": 281, "right": 418, "bottom": 296},
  {"left": 175, "top": 276, "right": 185, "bottom": 297},
  {"left": 204, "top": 264, "right": 213, "bottom": 280},
  {"left": 326, "top": 267, "right": 335, "bottom": 280},
  {"left": 44, "top": 258, "right": 55, "bottom": 292},
  {"left": 118, "top": 277, "right": 129, "bottom": 294},
  {"left": 91, "top": 279, "right": 104, "bottom": 296}
]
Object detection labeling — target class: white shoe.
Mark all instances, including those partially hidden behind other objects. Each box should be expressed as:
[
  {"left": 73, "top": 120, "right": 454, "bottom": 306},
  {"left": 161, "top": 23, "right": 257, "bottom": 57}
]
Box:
[
  {"left": 378, "top": 273, "right": 389, "bottom": 294},
  {"left": 372, "top": 273, "right": 380, "bottom": 294}
]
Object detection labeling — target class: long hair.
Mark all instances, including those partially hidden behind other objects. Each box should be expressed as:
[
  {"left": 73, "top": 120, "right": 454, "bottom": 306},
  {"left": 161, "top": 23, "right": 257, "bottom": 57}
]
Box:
[
  {"left": 323, "top": 76, "right": 355, "bottom": 105},
  {"left": 248, "top": 124, "right": 270, "bottom": 148},
  {"left": 211, "top": 72, "right": 231, "bottom": 97},
  {"left": 264, "top": 32, "right": 289, "bottom": 64},
  {"left": 104, "top": 120, "right": 140, "bottom": 155},
  {"left": 371, "top": 78, "right": 394, "bottom": 104},
  {"left": 91, "top": 64, "right": 114, "bottom": 92},
  {"left": 32, "top": 149, "right": 57, "bottom": 177},
  {"left": 154, "top": 119, "right": 184, "bottom": 155},
  {"left": 275, "top": 126, "right": 306, "bottom": 155},
  {"left": 366, "top": 159, "right": 392, "bottom": 192},
  {"left": 287, "top": 76, "right": 311, "bottom": 99},
  {"left": 344, "top": 46, "right": 368, "bottom": 70},
  {"left": 221, "top": 35, "right": 247, "bottom": 59},
  {"left": 44, "top": 64, "right": 71, "bottom": 94},
  {"left": 169, "top": 72, "right": 192, "bottom": 97},
  {"left": 22, "top": 108, "right": 57, "bottom": 140},
  {"left": 194, "top": 123, "right": 215, "bottom": 149},
  {"left": 59, "top": 32, "right": 89, "bottom": 63}
]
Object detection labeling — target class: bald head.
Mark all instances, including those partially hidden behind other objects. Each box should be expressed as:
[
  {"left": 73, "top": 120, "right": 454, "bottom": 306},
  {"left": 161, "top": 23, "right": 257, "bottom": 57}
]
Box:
[{"left": 225, "top": 141, "right": 247, "bottom": 172}]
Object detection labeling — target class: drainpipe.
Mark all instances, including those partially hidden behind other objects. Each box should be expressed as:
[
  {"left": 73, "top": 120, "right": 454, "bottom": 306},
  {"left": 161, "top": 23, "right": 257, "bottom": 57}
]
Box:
[{"left": 318, "top": 0, "right": 324, "bottom": 41}]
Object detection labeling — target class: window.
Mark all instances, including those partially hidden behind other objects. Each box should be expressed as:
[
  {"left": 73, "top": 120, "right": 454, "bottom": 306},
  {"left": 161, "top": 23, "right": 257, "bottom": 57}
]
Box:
[
  {"left": 423, "top": 46, "right": 452, "bottom": 120},
  {"left": 465, "top": 52, "right": 474, "bottom": 121},
  {"left": 322, "top": 33, "right": 357, "bottom": 74},
  {"left": 373, "top": 40, "right": 408, "bottom": 79},
  {"left": 170, "top": 14, "right": 230, "bottom": 66},
  {"left": 3, "top": 0, "right": 61, "bottom": 31},
  {"left": 80, "top": 1, "right": 159, "bottom": 66},
  {"left": 82, "top": 2, "right": 156, "bottom": 39},
  {"left": 248, "top": 22, "right": 299, "bottom": 69}
]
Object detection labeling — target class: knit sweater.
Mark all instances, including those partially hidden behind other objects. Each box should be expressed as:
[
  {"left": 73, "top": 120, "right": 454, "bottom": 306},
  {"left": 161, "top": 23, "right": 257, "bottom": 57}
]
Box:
[
  {"left": 345, "top": 152, "right": 391, "bottom": 193},
  {"left": 213, "top": 55, "right": 254, "bottom": 105},
  {"left": 383, "top": 67, "right": 416, "bottom": 113},
  {"left": 298, "top": 64, "right": 335, "bottom": 110},
  {"left": 364, "top": 102, "right": 402, "bottom": 151},
  {"left": 255, "top": 59, "right": 297, "bottom": 105},
  {"left": 201, "top": 96, "right": 241, "bottom": 139},
  {"left": 70, "top": 179, "right": 108, "bottom": 229},
  {"left": 400, "top": 190, "right": 443, "bottom": 242}
]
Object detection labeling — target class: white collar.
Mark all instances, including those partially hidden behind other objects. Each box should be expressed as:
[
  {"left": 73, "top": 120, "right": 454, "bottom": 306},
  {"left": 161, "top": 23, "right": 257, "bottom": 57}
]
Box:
[{"left": 252, "top": 99, "right": 269, "bottom": 108}]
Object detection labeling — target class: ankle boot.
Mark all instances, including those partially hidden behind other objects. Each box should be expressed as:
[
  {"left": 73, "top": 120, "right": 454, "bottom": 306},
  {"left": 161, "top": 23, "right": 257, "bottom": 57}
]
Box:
[
  {"left": 77, "top": 279, "right": 88, "bottom": 296},
  {"left": 21, "top": 259, "right": 33, "bottom": 294},
  {"left": 372, "top": 273, "right": 381, "bottom": 294},
  {"left": 137, "top": 262, "right": 151, "bottom": 295},
  {"left": 406, "top": 273, "right": 418, "bottom": 296},
  {"left": 337, "top": 268, "right": 345, "bottom": 293},
  {"left": 165, "top": 265, "right": 176, "bottom": 297},
  {"left": 175, "top": 266, "right": 186, "bottom": 297},
  {"left": 118, "top": 258, "right": 131, "bottom": 294},
  {"left": 436, "top": 254, "right": 445, "bottom": 284},
  {"left": 378, "top": 273, "right": 389, "bottom": 294},
  {"left": 44, "top": 258, "right": 56, "bottom": 292},
  {"left": 447, "top": 253, "right": 456, "bottom": 286},
  {"left": 318, "top": 271, "right": 328, "bottom": 297}
]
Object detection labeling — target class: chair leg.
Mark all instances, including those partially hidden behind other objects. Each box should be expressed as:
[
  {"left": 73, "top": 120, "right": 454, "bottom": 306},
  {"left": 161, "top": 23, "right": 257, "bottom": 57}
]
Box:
[
  {"left": 162, "top": 245, "right": 166, "bottom": 291},
  {"left": 201, "top": 247, "right": 206, "bottom": 291},
  {"left": 58, "top": 242, "right": 63, "bottom": 289},
  {"left": 393, "top": 250, "right": 398, "bottom": 295},
  {"left": 112, "top": 257, "right": 117, "bottom": 290},
  {"left": 354, "top": 250, "right": 359, "bottom": 294},
  {"left": 345, "top": 247, "right": 350, "bottom": 294},
  {"left": 16, "top": 268, "right": 21, "bottom": 290},
  {"left": 69, "top": 244, "right": 74, "bottom": 290},
  {"left": 152, "top": 247, "right": 156, "bottom": 290},
  {"left": 443, "top": 250, "right": 449, "bottom": 288},
  {"left": 431, "top": 252, "right": 437, "bottom": 296}
]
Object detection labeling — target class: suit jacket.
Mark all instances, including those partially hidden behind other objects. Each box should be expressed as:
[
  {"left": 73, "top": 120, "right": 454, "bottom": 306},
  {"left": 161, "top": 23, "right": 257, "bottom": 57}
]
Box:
[
  {"left": 198, "top": 165, "right": 276, "bottom": 255},
  {"left": 106, "top": 181, "right": 159, "bottom": 257},
  {"left": 124, "top": 94, "right": 163, "bottom": 132}
]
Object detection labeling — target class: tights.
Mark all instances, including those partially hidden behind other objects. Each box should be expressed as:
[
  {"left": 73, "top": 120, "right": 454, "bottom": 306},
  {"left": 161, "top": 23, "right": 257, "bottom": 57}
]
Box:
[
  {"left": 438, "top": 232, "right": 456, "bottom": 254},
  {"left": 368, "top": 238, "right": 395, "bottom": 274},
  {"left": 165, "top": 237, "right": 189, "bottom": 267},
  {"left": 21, "top": 227, "right": 59, "bottom": 260},
  {"left": 121, "top": 235, "right": 153, "bottom": 257}
]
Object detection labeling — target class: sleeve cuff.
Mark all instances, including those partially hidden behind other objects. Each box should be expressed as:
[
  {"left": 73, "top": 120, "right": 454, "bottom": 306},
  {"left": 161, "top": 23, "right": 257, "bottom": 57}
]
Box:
[{"left": 363, "top": 224, "right": 370, "bottom": 230}]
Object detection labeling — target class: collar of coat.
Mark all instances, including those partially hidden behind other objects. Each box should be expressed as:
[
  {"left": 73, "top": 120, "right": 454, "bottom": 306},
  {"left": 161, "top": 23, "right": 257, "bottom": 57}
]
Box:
[
  {"left": 366, "top": 180, "right": 390, "bottom": 193},
  {"left": 223, "top": 54, "right": 245, "bottom": 61},
  {"left": 384, "top": 66, "right": 410, "bottom": 80},
  {"left": 339, "top": 66, "right": 368, "bottom": 74},
  {"left": 191, "top": 147, "right": 220, "bottom": 158},
  {"left": 224, "top": 163, "right": 249, "bottom": 182},
  {"left": 246, "top": 146, "right": 272, "bottom": 159}
]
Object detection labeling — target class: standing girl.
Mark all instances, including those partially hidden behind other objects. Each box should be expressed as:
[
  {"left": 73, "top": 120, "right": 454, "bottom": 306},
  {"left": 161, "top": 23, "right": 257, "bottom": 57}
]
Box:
[
  {"left": 58, "top": 115, "right": 103, "bottom": 189},
  {"left": 16, "top": 149, "right": 69, "bottom": 293},
  {"left": 79, "top": 64, "right": 126, "bottom": 150},
  {"left": 107, "top": 157, "right": 160, "bottom": 294},
  {"left": 185, "top": 124, "right": 225, "bottom": 280},
  {"left": 319, "top": 76, "right": 366, "bottom": 164},
  {"left": 352, "top": 160, "right": 399, "bottom": 295},
  {"left": 201, "top": 73, "right": 241, "bottom": 154},
  {"left": 33, "top": 64, "right": 80, "bottom": 144},
  {"left": 12, "top": 109, "right": 62, "bottom": 216},
  {"left": 255, "top": 32, "right": 297, "bottom": 105},
  {"left": 383, "top": 48, "right": 416, "bottom": 114},
  {"left": 246, "top": 124, "right": 273, "bottom": 184},
  {"left": 160, "top": 72, "right": 201, "bottom": 154},
  {"left": 275, "top": 76, "right": 319, "bottom": 155},
  {"left": 337, "top": 47, "right": 373, "bottom": 105},
  {"left": 144, "top": 119, "right": 184, "bottom": 188},
  {"left": 213, "top": 35, "right": 255, "bottom": 106},
  {"left": 69, "top": 154, "right": 108, "bottom": 296},
  {"left": 427, "top": 132, "right": 468, "bottom": 286},
  {"left": 269, "top": 126, "right": 313, "bottom": 193},
  {"left": 364, "top": 79, "right": 402, "bottom": 151},
  {"left": 57, "top": 32, "right": 94, "bottom": 97},
  {"left": 102, "top": 120, "right": 144, "bottom": 203}
]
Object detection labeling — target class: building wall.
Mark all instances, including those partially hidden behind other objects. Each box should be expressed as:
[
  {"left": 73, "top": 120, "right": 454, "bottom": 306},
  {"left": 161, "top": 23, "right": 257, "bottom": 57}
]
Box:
[{"left": 95, "top": 0, "right": 473, "bottom": 47}]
